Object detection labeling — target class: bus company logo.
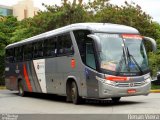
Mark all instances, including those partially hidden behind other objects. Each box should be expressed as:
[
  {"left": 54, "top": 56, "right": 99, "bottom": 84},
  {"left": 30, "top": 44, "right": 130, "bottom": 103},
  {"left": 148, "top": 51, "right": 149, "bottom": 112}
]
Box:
[
  {"left": 36, "top": 64, "right": 44, "bottom": 70},
  {"left": 130, "top": 83, "right": 135, "bottom": 87}
]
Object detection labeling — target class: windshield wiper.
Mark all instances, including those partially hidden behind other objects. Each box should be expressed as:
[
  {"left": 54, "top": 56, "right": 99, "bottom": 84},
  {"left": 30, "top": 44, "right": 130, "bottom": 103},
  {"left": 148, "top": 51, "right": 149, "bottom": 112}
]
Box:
[
  {"left": 117, "top": 46, "right": 128, "bottom": 75},
  {"left": 126, "top": 47, "right": 144, "bottom": 75}
]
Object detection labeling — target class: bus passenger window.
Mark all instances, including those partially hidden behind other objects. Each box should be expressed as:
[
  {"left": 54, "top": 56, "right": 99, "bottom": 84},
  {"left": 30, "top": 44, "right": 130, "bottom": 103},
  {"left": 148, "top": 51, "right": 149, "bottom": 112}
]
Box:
[
  {"left": 44, "top": 37, "right": 57, "bottom": 57},
  {"left": 15, "top": 47, "right": 23, "bottom": 62},
  {"left": 6, "top": 49, "right": 14, "bottom": 63},
  {"left": 24, "top": 44, "right": 33, "bottom": 60},
  {"left": 33, "top": 41, "right": 44, "bottom": 58},
  {"left": 86, "top": 43, "right": 96, "bottom": 69},
  {"left": 57, "top": 33, "right": 74, "bottom": 56}
]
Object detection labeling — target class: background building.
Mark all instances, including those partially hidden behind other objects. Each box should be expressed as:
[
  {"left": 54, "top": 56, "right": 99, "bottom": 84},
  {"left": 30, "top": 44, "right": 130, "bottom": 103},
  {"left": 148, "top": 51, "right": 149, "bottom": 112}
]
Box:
[{"left": 0, "top": 0, "right": 39, "bottom": 20}]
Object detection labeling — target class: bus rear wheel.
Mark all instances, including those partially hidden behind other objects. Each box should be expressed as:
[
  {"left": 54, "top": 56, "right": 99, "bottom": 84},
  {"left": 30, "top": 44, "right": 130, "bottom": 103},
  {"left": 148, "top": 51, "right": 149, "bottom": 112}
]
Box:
[
  {"left": 111, "top": 97, "right": 121, "bottom": 103},
  {"left": 18, "top": 81, "right": 26, "bottom": 97},
  {"left": 71, "top": 81, "right": 82, "bottom": 104}
]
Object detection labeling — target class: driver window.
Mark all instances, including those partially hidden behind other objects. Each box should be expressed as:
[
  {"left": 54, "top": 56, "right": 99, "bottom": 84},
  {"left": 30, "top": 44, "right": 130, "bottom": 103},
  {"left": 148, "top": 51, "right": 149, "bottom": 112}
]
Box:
[
  {"left": 86, "top": 42, "right": 96, "bottom": 69},
  {"left": 73, "top": 30, "right": 96, "bottom": 70}
]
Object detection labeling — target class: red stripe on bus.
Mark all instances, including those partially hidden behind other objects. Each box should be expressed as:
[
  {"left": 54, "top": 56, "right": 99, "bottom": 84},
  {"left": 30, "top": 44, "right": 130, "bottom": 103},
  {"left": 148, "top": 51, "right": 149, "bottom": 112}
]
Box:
[
  {"left": 105, "top": 76, "right": 129, "bottom": 82},
  {"left": 23, "top": 64, "right": 32, "bottom": 92}
]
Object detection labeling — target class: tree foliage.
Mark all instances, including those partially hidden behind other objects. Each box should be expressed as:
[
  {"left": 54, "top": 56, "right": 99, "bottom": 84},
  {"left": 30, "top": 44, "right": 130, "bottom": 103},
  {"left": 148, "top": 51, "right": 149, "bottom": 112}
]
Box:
[{"left": 0, "top": 16, "right": 18, "bottom": 55}]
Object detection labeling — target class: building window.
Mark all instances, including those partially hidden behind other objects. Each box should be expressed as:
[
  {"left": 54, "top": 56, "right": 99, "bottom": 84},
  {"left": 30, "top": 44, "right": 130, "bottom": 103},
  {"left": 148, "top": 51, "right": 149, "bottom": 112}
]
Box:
[
  {"left": 0, "top": 7, "right": 13, "bottom": 16},
  {"left": 24, "top": 9, "right": 27, "bottom": 18}
]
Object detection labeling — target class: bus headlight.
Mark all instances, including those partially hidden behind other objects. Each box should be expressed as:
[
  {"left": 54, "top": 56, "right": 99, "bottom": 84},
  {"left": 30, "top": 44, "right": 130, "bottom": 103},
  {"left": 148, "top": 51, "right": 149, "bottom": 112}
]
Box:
[
  {"left": 104, "top": 80, "right": 116, "bottom": 86},
  {"left": 96, "top": 76, "right": 116, "bottom": 86},
  {"left": 145, "top": 77, "right": 151, "bottom": 83},
  {"left": 142, "top": 77, "right": 151, "bottom": 85}
]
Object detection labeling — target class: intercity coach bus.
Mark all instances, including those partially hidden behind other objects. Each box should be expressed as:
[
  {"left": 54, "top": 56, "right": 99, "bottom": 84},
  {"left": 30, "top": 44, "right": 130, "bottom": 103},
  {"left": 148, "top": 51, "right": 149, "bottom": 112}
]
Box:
[{"left": 5, "top": 23, "right": 156, "bottom": 104}]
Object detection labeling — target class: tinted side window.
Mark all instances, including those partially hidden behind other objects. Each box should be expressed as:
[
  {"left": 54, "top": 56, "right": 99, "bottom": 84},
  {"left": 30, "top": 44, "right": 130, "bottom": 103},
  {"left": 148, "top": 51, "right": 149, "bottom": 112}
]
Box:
[
  {"left": 6, "top": 48, "right": 14, "bottom": 63},
  {"left": 73, "top": 30, "right": 91, "bottom": 63},
  {"left": 57, "top": 33, "right": 73, "bottom": 56},
  {"left": 86, "top": 42, "right": 96, "bottom": 69},
  {"left": 15, "top": 47, "right": 23, "bottom": 62},
  {"left": 33, "top": 41, "right": 44, "bottom": 59},
  {"left": 24, "top": 44, "right": 33, "bottom": 60},
  {"left": 44, "top": 37, "right": 57, "bottom": 57}
]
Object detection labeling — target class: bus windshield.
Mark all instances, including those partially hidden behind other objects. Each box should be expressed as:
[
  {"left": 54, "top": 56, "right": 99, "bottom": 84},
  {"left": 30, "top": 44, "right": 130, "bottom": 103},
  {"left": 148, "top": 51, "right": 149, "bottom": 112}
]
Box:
[{"left": 95, "top": 33, "right": 149, "bottom": 75}]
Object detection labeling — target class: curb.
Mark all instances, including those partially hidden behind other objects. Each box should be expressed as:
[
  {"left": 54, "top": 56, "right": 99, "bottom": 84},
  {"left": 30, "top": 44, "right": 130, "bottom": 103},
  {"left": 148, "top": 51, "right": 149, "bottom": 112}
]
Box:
[
  {"left": 0, "top": 86, "right": 6, "bottom": 90},
  {"left": 150, "top": 90, "right": 160, "bottom": 93}
]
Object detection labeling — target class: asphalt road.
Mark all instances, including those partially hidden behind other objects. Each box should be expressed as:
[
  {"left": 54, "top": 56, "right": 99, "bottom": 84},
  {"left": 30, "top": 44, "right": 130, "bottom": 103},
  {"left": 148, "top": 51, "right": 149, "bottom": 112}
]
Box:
[{"left": 0, "top": 90, "right": 160, "bottom": 114}]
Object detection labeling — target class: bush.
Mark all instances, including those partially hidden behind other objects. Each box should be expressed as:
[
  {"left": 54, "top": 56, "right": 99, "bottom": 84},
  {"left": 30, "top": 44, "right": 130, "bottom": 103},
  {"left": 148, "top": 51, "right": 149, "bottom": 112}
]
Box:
[{"left": 149, "top": 52, "right": 160, "bottom": 76}]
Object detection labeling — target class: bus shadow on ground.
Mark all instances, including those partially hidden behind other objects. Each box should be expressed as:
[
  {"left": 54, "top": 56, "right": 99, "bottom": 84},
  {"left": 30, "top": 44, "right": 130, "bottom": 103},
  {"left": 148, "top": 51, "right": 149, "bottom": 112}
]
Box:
[
  {"left": 84, "top": 99, "right": 144, "bottom": 107},
  {"left": 14, "top": 92, "right": 144, "bottom": 106}
]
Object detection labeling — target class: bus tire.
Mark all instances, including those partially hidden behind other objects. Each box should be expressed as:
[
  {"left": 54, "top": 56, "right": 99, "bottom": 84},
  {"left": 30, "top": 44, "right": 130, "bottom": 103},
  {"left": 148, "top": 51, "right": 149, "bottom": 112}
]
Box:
[
  {"left": 111, "top": 97, "right": 121, "bottom": 103},
  {"left": 71, "top": 81, "right": 82, "bottom": 104},
  {"left": 18, "top": 80, "right": 26, "bottom": 97}
]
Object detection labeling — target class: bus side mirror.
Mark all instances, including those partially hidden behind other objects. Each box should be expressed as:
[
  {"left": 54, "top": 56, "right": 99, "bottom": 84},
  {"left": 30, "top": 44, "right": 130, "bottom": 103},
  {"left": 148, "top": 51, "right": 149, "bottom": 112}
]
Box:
[
  {"left": 87, "top": 34, "right": 102, "bottom": 52},
  {"left": 143, "top": 36, "right": 157, "bottom": 52}
]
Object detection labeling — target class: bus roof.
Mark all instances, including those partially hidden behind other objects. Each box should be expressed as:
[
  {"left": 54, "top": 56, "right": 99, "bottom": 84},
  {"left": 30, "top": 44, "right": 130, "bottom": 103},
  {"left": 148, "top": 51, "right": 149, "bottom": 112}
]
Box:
[{"left": 6, "top": 23, "right": 139, "bottom": 49}]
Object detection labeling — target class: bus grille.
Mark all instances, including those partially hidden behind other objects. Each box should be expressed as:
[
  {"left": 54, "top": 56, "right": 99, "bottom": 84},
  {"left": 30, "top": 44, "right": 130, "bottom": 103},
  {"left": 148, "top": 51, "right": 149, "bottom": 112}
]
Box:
[{"left": 115, "top": 82, "right": 145, "bottom": 87}]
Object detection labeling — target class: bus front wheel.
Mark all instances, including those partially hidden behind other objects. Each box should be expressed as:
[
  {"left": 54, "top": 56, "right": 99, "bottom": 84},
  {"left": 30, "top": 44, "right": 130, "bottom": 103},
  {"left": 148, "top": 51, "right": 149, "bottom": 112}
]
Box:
[
  {"left": 71, "top": 81, "right": 82, "bottom": 104},
  {"left": 18, "top": 81, "right": 26, "bottom": 97}
]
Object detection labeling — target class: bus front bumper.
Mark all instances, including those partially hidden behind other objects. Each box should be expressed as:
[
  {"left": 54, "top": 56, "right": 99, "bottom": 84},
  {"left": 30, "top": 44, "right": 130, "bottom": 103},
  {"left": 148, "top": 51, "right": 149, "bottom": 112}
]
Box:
[{"left": 98, "top": 78, "right": 151, "bottom": 98}]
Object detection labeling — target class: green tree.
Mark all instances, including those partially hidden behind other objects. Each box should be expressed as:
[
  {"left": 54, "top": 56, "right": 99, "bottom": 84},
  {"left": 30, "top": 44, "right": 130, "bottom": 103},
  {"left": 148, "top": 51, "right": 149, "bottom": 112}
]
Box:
[
  {"left": 41, "top": 0, "right": 91, "bottom": 29},
  {"left": 0, "top": 16, "right": 18, "bottom": 54},
  {"left": 95, "top": 1, "right": 156, "bottom": 37},
  {"left": 11, "top": 17, "right": 44, "bottom": 42},
  {"left": 11, "top": 0, "right": 92, "bottom": 42},
  {"left": 148, "top": 22, "right": 160, "bottom": 76}
]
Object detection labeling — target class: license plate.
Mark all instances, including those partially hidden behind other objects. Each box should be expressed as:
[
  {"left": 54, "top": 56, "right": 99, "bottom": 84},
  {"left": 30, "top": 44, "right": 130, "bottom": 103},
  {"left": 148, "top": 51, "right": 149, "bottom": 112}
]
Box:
[{"left": 127, "top": 89, "right": 136, "bottom": 94}]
